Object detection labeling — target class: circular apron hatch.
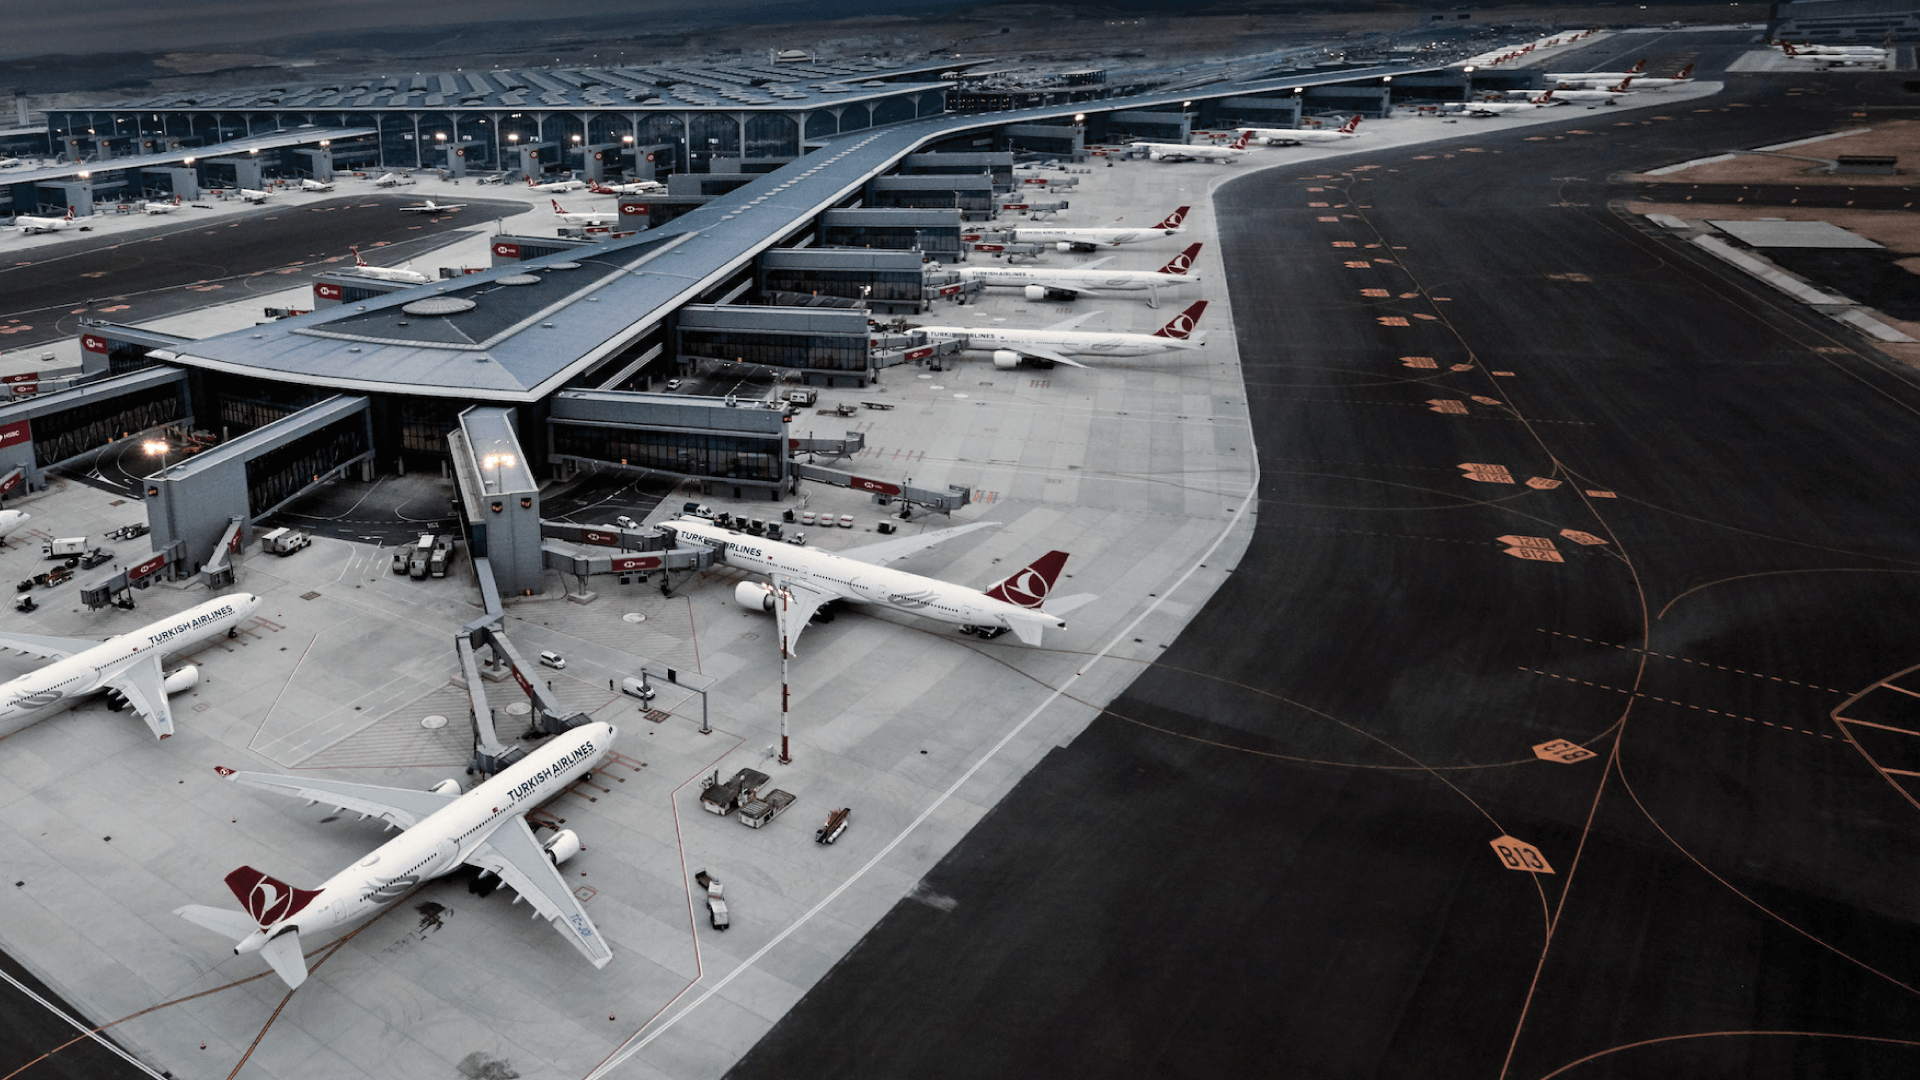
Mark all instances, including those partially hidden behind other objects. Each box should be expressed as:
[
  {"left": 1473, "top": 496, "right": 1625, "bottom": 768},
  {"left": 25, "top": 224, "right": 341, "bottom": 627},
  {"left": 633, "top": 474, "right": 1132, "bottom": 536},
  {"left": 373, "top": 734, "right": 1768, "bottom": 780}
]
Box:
[
  {"left": 420, "top": 714, "right": 449, "bottom": 730},
  {"left": 506, "top": 701, "right": 532, "bottom": 717},
  {"left": 546, "top": 261, "right": 581, "bottom": 270},
  {"left": 499, "top": 274, "right": 541, "bottom": 286},
  {"left": 401, "top": 296, "right": 476, "bottom": 316},
  {"left": 623, "top": 612, "right": 647, "bottom": 624}
]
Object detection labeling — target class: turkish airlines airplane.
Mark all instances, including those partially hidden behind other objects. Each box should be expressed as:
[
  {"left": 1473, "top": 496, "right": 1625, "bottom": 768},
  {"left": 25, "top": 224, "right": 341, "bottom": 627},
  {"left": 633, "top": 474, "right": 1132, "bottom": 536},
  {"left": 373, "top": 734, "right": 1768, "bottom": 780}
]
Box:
[
  {"left": 0, "top": 593, "right": 261, "bottom": 740},
  {"left": 347, "top": 245, "right": 433, "bottom": 284},
  {"left": 141, "top": 195, "right": 183, "bottom": 214},
  {"left": 1466, "top": 90, "right": 1560, "bottom": 116},
  {"left": 1522, "top": 81, "right": 1631, "bottom": 103},
  {"left": 1131, "top": 132, "right": 1252, "bottom": 163},
  {"left": 177, "top": 721, "right": 617, "bottom": 989},
  {"left": 590, "top": 178, "right": 665, "bottom": 195},
  {"left": 528, "top": 175, "right": 589, "bottom": 193},
  {"left": 551, "top": 199, "right": 616, "bottom": 225},
  {"left": 664, "top": 517, "right": 1093, "bottom": 654},
  {"left": 300, "top": 178, "right": 335, "bottom": 192},
  {"left": 238, "top": 188, "right": 272, "bottom": 203},
  {"left": 956, "top": 243, "right": 1203, "bottom": 307},
  {"left": 400, "top": 198, "right": 466, "bottom": 213},
  {"left": 371, "top": 172, "right": 412, "bottom": 187},
  {"left": 1778, "top": 40, "right": 1886, "bottom": 58},
  {"left": 1545, "top": 58, "right": 1646, "bottom": 85},
  {"left": 0, "top": 509, "right": 29, "bottom": 545},
  {"left": 916, "top": 301, "right": 1208, "bottom": 369},
  {"left": 1626, "top": 64, "right": 1695, "bottom": 87},
  {"left": 1004, "top": 206, "right": 1189, "bottom": 252},
  {"left": 1241, "top": 115, "right": 1364, "bottom": 146},
  {"left": 13, "top": 206, "right": 76, "bottom": 234}
]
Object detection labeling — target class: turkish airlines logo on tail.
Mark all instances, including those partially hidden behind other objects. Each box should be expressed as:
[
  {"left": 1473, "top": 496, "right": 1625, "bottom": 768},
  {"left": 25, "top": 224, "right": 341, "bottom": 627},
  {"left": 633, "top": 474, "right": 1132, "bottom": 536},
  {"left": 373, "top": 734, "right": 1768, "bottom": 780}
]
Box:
[
  {"left": 1159, "top": 243, "right": 1203, "bottom": 276},
  {"left": 986, "top": 550, "right": 1070, "bottom": 609},
  {"left": 225, "top": 865, "right": 322, "bottom": 928},
  {"left": 1156, "top": 205, "right": 1190, "bottom": 230},
  {"left": 1153, "top": 301, "right": 1208, "bottom": 339}
]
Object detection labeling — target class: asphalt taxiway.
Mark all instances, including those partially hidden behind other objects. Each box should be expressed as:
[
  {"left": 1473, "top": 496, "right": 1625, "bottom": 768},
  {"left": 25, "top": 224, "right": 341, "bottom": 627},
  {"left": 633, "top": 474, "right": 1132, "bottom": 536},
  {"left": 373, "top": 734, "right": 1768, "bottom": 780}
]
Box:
[{"left": 725, "top": 37, "right": 1920, "bottom": 1080}]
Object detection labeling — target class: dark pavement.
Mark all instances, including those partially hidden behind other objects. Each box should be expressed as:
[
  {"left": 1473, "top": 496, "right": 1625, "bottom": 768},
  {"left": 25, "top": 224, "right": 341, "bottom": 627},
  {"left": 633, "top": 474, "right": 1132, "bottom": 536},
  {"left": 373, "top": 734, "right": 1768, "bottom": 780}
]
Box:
[
  {"left": 728, "top": 41, "right": 1920, "bottom": 1080},
  {"left": 0, "top": 194, "right": 529, "bottom": 352}
]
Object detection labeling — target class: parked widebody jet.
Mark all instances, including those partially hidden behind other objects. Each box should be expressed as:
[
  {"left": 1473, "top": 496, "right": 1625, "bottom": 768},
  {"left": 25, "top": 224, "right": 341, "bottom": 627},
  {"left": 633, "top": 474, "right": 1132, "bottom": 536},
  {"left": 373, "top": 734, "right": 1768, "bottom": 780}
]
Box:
[
  {"left": 0, "top": 593, "right": 261, "bottom": 739},
  {"left": 238, "top": 188, "right": 272, "bottom": 203},
  {"left": 300, "top": 178, "right": 335, "bottom": 192},
  {"left": 916, "top": 301, "right": 1208, "bottom": 369},
  {"left": 141, "top": 195, "right": 183, "bottom": 214},
  {"left": 1466, "top": 90, "right": 1560, "bottom": 115},
  {"left": 551, "top": 199, "right": 616, "bottom": 225},
  {"left": 0, "top": 509, "right": 29, "bottom": 545},
  {"left": 589, "top": 178, "right": 665, "bottom": 195},
  {"left": 1624, "top": 65, "right": 1696, "bottom": 88},
  {"left": 955, "top": 243, "right": 1203, "bottom": 307},
  {"left": 528, "top": 175, "right": 589, "bottom": 193},
  {"left": 1131, "top": 132, "right": 1252, "bottom": 163},
  {"left": 371, "top": 172, "right": 412, "bottom": 187},
  {"left": 346, "top": 245, "right": 433, "bottom": 284},
  {"left": 1545, "top": 58, "right": 1646, "bottom": 85},
  {"left": 1778, "top": 40, "right": 1886, "bottom": 58},
  {"left": 663, "top": 517, "right": 1092, "bottom": 654},
  {"left": 177, "top": 721, "right": 617, "bottom": 989},
  {"left": 14, "top": 207, "right": 75, "bottom": 234},
  {"left": 1240, "top": 115, "right": 1364, "bottom": 146},
  {"left": 1000, "top": 206, "right": 1189, "bottom": 252}
]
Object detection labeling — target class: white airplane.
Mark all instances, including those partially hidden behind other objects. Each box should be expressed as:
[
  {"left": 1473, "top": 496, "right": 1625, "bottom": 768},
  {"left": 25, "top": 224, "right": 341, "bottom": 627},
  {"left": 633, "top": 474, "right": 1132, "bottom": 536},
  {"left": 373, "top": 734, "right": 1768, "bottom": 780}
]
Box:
[
  {"left": 1626, "top": 64, "right": 1695, "bottom": 88},
  {"left": 238, "top": 188, "right": 272, "bottom": 203},
  {"left": 371, "top": 172, "right": 411, "bottom": 187},
  {"left": 666, "top": 517, "right": 1090, "bottom": 652},
  {"left": 0, "top": 509, "right": 28, "bottom": 545},
  {"left": 0, "top": 593, "right": 261, "bottom": 740},
  {"left": 1529, "top": 81, "right": 1632, "bottom": 103},
  {"left": 300, "top": 178, "right": 335, "bottom": 192},
  {"left": 1466, "top": 90, "right": 1561, "bottom": 116},
  {"left": 589, "top": 178, "right": 665, "bottom": 195},
  {"left": 0, "top": 157, "right": 23, "bottom": 169},
  {"left": 527, "top": 175, "right": 589, "bottom": 193},
  {"left": 916, "top": 300, "right": 1208, "bottom": 369},
  {"left": 177, "top": 721, "right": 617, "bottom": 989},
  {"left": 1240, "top": 115, "right": 1364, "bottom": 146},
  {"left": 956, "top": 243, "right": 1203, "bottom": 307},
  {"left": 346, "top": 245, "right": 433, "bottom": 284},
  {"left": 14, "top": 206, "right": 76, "bottom": 234},
  {"left": 1545, "top": 59, "right": 1646, "bottom": 85},
  {"left": 1131, "top": 132, "right": 1252, "bottom": 163},
  {"left": 1003, "top": 206, "right": 1189, "bottom": 252},
  {"left": 551, "top": 199, "right": 616, "bottom": 226},
  {"left": 400, "top": 198, "right": 466, "bottom": 214},
  {"left": 1778, "top": 41, "right": 1886, "bottom": 58},
  {"left": 141, "top": 195, "right": 183, "bottom": 214}
]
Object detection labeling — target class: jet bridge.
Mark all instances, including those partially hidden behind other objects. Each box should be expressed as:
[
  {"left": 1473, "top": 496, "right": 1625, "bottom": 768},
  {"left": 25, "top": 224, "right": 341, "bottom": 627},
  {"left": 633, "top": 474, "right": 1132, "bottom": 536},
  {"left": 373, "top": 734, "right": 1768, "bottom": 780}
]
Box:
[
  {"left": 455, "top": 615, "right": 598, "bottom": 776},
  {"left": 789, "top": 464, "right": 973, "bottom": 514}
]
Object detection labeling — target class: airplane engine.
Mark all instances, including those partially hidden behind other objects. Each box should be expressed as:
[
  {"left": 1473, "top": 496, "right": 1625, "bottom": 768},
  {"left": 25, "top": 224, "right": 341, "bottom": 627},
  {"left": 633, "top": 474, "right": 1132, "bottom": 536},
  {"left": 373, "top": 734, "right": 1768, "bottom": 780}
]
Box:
[
  {"left": 543, "top": 829, "right": 583, "bottom": 865},
  {"left": 1024, "top": 284, "right": 1047, "bottom": 302},
  {"left": 428, "top": 778, "right": 461, "bottom": 796},
  {"left": 162, "top": 664, "right": 200, "bottom": 695},
  {"left": 992, "top": 350, "right": 1023, "bottom": 370},
  {"left": 736, "top": 581, "right": 777, "bottom": 612}
]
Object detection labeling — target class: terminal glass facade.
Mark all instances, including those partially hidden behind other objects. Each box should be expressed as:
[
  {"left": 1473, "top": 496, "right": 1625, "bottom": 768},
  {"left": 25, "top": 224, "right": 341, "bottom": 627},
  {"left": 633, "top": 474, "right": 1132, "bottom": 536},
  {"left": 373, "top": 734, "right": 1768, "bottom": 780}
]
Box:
[
  {"left": 30, "top": 383, "right": 185, "bottom": 469},
  {"left": 244, "top": 413, "right": 371, "bottom": 516},
  {"left": 678, "top": 329, "right": 868, "bottom": 371},
  {"left": 761, "top": 267, "right": 923, "bottom": 302},
  {"left": 551, "top": 422, "right": 782, "bottom": 481}
]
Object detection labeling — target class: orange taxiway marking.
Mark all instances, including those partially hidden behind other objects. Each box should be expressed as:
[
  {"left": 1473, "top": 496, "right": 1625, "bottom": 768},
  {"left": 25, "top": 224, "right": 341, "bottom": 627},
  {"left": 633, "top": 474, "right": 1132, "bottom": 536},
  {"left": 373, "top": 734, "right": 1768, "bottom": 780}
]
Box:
[
  {"left": 1533, "top": 739, "right": 1596, "bottom": 764},
  {"left": 1491, "top": 836, "right": 1555, "bottom": 874}
]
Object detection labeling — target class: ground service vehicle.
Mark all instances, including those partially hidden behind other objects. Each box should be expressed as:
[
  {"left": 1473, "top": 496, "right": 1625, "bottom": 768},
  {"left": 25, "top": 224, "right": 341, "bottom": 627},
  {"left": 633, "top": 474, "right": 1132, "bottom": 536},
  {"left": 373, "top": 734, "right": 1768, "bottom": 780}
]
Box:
[
  {"left": 43, "top": 537, "right": 86, "bottom": 559},
  {"left": 259, "top": 528, "right": 311, "bottom": 556},
  {"left": 407, "top": 533, "right": 435, "bottom": 579}
]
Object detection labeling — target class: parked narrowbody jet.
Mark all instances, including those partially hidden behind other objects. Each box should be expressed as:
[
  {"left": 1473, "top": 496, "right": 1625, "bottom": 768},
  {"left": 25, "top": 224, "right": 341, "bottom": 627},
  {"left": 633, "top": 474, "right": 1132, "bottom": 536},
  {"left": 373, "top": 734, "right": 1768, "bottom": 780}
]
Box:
[
  {"left": 141, "top": 195, "right": 183, "bottom": 214},
  {"left": 346, "top": 245, "right": 433, "bottom": 284},
  {"left": 0, "top": 593, "right": 261, "bottom": 739},
  {"left": 1544, "top": 58, "right": 1646, "bottom": 85},
  {"left": 300, "top": 178, "right": 335, "bottom": 192},
  {"left": 400, "top": 198, "right": 465, "bottom": 214},
  {"left": 0, "top": 509, "right": 29, "bottom": 545},
  {"left": 527, "top": 175, "right": 589, "bottom": 193},
  {"left": 663, "top": 517, "right": 1093, "bottom": 654},
  {"left": 177, "top": 721, "right": 618, "bottom": 988},
  {"left": 589, "top": 178, "right": 665, "bottom": 195},
  {"left": 13, "top": 206, "right": 76, "bottom": 234},
  {"left": 551, "top": 199, "right": 616, "bottom": 225}
]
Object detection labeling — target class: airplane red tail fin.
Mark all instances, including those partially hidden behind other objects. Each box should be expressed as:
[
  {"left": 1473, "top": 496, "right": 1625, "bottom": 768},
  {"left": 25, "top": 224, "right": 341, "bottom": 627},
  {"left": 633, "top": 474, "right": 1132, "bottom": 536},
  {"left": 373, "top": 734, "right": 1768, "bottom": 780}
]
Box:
[
  {"left": 349, "top": 244, "right": 365, "bottom": 266},
  {"left": 1229, "top": 131, "right": 1250, "bottom": 150},
  {"left": 1675, "top": 64, "right": 1694, "bottom": 79},
  {"left": 1339, "top": 115, "right": 1362, "bottom": 134},
  {"left": 1159, "top": 243, "right": 1202, "bottom": 276},
  {"left": 224, "top": 866, "right": 322, "bottom": 929},
  {"left": 1155, "top": 204, "right": 1191, "bottom": 230},
  {"left": 985, "top": 551, "right": 1070, "bottom": 609},
  {"left": 64, "top": 206, "right": 75, "bottom": 220},
  {"left": 1152, "top": 300, "right": 1208, "bottom": 339},
  {"left": 1629, "top": 57, "right": 1647, "bottom": 73},
  {"left": 552, "top": 198, "right": 564, "bottom": 214}
]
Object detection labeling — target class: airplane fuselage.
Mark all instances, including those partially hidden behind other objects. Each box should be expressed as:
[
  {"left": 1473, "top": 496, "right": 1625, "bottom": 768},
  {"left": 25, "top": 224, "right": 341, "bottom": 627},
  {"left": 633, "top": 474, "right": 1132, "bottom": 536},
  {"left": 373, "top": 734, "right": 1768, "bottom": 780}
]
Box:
[
  {"left": 235, "top": 722, "right": 614, "bottom": 954},
  {"left": 1132, "top": 142, "right": 1247, "bottom": 163},
  {"left": 1243, "top": 127, "right": 1357, "bottom": 146},
  {"left": 0, "top": 594, "right": 260, "bottom": 735},
  {"left": 957, "top": 265, "right": 1200, "bottom": 295},
  {"left": 667, "top": 518, "right": 1055, "bottom": 636},
  {"left": 915, "top": 324, "right": 1199, "bottom": 361},
  {"left": 1008, "top": 226, "right": 1179, "bottom": 248},
  {"left": 15, "top": 216, "right": 72, "bottom": 234}
]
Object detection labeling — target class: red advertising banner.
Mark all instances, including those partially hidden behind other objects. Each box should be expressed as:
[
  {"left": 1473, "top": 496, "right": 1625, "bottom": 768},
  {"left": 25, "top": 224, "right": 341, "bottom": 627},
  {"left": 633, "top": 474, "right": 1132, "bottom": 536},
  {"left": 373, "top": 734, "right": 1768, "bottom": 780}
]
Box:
[
  {"left": 81, "top": 334, "right": 109, "bottom": 353},
  {"left": 611, "top": 555, "right": 663, "bottom": 572},
  {"left": 850, "top": 476, "right": 903, "bottom": 497},
  {"left": 0, "top": 419, "right": 28, "bottom": 450},
  {"left": 492, "top": 242, "right": 521, "bottom": 258},
  {"left": 314, "top": 282, "right": 343, "bottom": 300},
  {"left": 0, "top": 372, "right": 38, "bottom": 384},
  {"left": 127, "top": 553, "right": 167, "bottom": 582}
]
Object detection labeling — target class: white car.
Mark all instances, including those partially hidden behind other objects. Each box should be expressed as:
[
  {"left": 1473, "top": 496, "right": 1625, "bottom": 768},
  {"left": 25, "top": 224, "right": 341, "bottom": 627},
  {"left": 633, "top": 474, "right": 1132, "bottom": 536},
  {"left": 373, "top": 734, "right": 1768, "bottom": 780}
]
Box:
[{"left": 538, "top": 650, "right": 566, "bottom": 669}]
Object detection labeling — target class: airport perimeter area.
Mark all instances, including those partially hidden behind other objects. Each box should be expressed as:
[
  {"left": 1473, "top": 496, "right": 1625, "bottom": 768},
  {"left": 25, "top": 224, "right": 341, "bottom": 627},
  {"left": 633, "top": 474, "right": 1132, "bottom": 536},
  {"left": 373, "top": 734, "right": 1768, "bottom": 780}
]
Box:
[{"left": 6, "top": 22, "right": 1920, "bottom": 1080}]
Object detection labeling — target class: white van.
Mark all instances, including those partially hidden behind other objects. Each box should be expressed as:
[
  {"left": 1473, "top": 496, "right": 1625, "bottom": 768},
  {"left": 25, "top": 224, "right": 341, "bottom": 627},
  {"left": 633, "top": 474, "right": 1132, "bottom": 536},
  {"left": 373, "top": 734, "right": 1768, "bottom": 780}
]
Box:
[
  {"left": 538, "top": 651, "right": 567, "bottom": 669},
  {"left": 619, "top": 676, "right": 656, "bottom": 701}
]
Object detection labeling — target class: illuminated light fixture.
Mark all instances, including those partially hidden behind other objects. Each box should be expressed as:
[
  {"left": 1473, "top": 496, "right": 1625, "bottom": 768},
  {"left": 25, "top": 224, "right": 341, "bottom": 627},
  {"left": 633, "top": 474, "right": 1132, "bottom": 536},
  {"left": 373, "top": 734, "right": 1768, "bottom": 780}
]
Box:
[
  {"left": 143, "top": 440, "right": 169, "bottom": 456},
  {"left": 482, "top": 453, "right": 517, "bottom": 469}
]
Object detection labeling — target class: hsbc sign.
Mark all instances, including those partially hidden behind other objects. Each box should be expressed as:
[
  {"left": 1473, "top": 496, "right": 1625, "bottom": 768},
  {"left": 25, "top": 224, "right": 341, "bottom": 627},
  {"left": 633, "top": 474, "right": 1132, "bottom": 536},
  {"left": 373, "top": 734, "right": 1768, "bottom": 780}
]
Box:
[
  {"left": 493, "top": 242, "right": 521, "bottom": 258},
  {"left": 0, "top": 419, "right": 29, "bottom": 450},
  {"left": 851, "top": 476, "right": 903, "bottom": 497},
  {"left": 313, "top": 282, "right": 343, "bottom": 300},
  {"left": 81, "top": 334, "right": 108, "bottom": 354},
  {"left": 611, "top": 555, "right": 662, "bottom": 572}
]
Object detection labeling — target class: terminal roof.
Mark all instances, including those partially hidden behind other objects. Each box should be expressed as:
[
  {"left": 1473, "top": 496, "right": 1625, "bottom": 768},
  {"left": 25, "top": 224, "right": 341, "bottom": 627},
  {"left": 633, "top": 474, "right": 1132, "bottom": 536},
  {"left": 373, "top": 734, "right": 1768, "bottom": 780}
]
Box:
[{"left": 0, "top": 129, "right": 377, "bottom": 188}]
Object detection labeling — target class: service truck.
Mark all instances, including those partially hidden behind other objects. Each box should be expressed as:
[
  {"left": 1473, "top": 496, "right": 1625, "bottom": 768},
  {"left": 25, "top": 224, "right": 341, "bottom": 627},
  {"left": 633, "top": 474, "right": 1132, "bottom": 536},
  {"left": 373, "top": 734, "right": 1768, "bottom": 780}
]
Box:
[
  {"left": 407, "top": 533, "right": 436, "bottom": 579},
  {"left": 42, "top": 537, "right": 87, "bottom": 560},
  {"left": 259, "top": 527, "right": 312, "bottom": 556}
]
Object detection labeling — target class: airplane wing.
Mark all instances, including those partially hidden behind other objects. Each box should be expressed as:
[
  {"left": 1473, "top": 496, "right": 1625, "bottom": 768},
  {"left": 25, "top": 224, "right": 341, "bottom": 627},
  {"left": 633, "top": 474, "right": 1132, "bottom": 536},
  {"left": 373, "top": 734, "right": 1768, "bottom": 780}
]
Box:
[
  {"left": 0, "top": 630, "right": 99, "bottom": 662},
  {"left": 226, "top": 772, "right": 459, "bottom": 830},
  {"left": 839, "top": 520, "right": 1000, "bottom": 567},
  {"left": 465, "top": 815, "right": 613, "bottom": 968},
  {"left": 1011, "top": 344, "right": 1088, "bottom": 368},
  {"left": 1079, "top": 256, "right": 1114, "bottom": 272},
  {"left": 104, "top": 654, "right": 175, "bottom": 739},
  {"left": 769, "top": 574, "right": 836, "bottom": 657},
  {"left": 1043, "top": 310, "right": 1103, "bottom": 332}
]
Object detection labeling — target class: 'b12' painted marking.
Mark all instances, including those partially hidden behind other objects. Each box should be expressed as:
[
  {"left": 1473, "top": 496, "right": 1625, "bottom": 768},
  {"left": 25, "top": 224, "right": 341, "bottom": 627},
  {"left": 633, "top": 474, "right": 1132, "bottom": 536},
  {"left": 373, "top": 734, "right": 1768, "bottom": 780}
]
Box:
[
  {"left": 1533, "top": 739, "right": 1597, "bottom": 764},
  {"left": 1492, "top": 836, "right": 1555, "bottom": 873}
]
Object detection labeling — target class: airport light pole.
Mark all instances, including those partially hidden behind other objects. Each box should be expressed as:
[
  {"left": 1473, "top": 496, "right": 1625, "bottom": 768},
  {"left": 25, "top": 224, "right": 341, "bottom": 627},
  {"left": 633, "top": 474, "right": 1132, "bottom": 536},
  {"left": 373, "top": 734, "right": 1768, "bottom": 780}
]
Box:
[{"left": 777, "top": 586, "right": 793, "bottom": 764}]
